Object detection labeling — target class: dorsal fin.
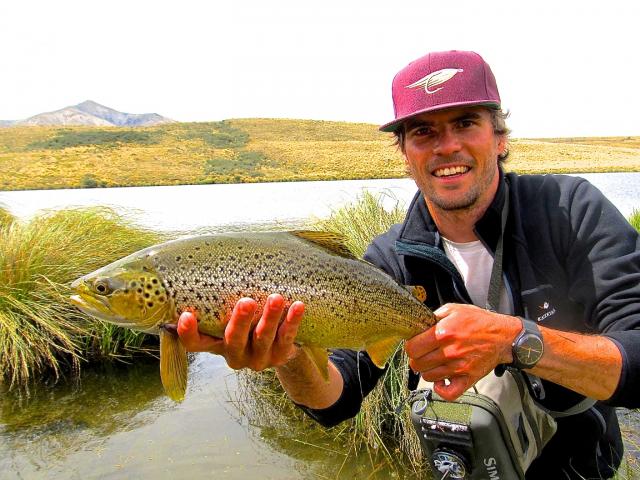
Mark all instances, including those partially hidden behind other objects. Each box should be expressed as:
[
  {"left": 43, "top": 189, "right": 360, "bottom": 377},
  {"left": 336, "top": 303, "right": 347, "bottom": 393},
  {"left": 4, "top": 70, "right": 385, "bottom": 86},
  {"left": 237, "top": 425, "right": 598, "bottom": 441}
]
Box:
[{"left": 289, "top": 230, "right": 357, "bottom": 259}]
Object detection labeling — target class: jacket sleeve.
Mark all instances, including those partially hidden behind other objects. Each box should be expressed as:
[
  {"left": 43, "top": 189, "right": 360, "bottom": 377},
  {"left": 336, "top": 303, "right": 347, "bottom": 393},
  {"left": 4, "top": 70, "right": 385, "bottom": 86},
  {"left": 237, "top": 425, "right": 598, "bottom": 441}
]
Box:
[
  {"left": 294, "top": 227, "right": 403, "bottom": 426},
  {"left": 565, "top": 179, "right": 640, "bottom": 407}
]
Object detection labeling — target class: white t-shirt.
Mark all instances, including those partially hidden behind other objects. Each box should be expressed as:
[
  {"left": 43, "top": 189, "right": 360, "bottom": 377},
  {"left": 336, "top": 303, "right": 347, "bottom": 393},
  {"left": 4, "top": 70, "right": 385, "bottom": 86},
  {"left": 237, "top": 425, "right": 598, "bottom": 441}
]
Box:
[{"left": 442, "top": 237, "right": 513, "bottom": 314}]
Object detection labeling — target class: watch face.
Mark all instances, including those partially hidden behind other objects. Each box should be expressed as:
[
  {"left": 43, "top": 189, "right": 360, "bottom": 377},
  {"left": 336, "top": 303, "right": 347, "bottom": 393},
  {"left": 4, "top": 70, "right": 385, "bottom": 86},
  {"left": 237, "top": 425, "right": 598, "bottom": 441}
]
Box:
[{"left": 515, "top": 333, "right": 544, "bottom": 367}]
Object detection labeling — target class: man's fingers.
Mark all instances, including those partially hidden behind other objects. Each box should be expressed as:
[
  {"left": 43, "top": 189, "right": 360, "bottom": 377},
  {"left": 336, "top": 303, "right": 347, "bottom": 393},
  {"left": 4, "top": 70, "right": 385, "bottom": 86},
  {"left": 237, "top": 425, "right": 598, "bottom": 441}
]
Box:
[
  {"left": 252, "top": 294, "right": 286, "bottom": 354},
  {"left": 274, "top": 301, "right": 304, "bottom": 353},
  {"left": 223, "top": 298, "right": 258, "bottom": 368},
  {"left": 433, "top": 375, "right": 469, "bottom": 401},
  {"left": 405, "top": 325, "right": 439, "bottom": 359},
  {"left": 225, "top": 298, "right": 257, "bottom": 348},
  {"left": 280, "top": 301, "right": 304, "bottom": 341},
  {"left": 177, "top": 311, "right": 222, "bottom": 352}
]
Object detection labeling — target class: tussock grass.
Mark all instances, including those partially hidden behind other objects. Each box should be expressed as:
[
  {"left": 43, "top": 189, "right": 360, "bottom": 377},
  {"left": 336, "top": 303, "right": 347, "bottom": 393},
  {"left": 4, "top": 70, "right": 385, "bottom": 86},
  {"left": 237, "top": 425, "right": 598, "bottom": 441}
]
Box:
[
  {"left": 0, "top": 207, "right": 163, "bottom": 389},
  {"left": 313, "top": 190, "right": 407, "bottom": 257}
]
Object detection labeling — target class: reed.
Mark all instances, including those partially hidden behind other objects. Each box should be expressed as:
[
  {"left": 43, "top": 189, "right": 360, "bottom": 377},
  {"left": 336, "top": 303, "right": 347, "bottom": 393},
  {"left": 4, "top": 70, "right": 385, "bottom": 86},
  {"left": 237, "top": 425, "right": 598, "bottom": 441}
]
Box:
[{"left": 0, "top": 207, "right": 163, "bottom": 389}]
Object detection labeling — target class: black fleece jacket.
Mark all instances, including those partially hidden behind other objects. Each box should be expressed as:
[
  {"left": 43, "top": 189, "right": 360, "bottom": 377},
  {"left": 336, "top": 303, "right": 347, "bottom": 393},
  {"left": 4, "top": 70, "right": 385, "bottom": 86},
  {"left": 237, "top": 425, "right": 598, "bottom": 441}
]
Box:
[{"left": 301, "top": 172, "right": 640, "bottom": 479}]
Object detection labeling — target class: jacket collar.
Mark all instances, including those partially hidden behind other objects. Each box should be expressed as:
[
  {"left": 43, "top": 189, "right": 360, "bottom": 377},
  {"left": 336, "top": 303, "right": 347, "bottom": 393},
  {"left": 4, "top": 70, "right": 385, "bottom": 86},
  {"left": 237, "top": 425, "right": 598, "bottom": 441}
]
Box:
[{"left": 398, "top": 169, "right": 508, "bottom": 252}]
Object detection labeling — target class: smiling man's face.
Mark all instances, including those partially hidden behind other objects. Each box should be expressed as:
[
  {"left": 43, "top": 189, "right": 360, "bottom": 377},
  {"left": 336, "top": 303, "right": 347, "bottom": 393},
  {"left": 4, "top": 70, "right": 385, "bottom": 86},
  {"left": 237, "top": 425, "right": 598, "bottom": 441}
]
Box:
[{"left": 402, "top": 106, "right": 506, "bottom": 215}]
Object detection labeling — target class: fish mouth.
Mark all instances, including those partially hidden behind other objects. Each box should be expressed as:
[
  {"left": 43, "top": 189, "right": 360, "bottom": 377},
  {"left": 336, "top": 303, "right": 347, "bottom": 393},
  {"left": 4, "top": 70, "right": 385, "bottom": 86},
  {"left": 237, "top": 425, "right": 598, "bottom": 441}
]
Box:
[{"left": 69, "top": 289, "right": 128, "bottom": 325}]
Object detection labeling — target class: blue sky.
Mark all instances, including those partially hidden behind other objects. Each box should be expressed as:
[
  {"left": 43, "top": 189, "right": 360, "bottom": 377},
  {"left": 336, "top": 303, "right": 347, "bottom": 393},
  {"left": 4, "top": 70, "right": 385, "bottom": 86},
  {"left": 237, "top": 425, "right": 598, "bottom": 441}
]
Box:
[{"left": 1, "top": 0, "right": 638, "bottom": 138}]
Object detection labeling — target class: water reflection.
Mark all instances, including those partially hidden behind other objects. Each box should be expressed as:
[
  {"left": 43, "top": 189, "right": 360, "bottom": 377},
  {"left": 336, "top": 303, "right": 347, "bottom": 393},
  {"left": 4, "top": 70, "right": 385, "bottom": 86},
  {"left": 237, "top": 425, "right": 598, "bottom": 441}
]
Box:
[
  {"left": 1, "top": 351, "right": 637, "bottom": 479},
  {"left": 0, "top": 361, "right": 169, "bottom": 474},
  {"left": 0, "top": 354, "right": 310, "bottom": 479},
  {"left": 232, "top": 370, "right": 425, "bottom": 479}
]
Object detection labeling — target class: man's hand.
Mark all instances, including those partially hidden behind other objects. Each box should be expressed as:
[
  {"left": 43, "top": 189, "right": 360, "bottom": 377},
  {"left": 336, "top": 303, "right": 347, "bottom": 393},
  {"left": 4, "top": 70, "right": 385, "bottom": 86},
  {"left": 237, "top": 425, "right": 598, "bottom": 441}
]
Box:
[
  {"left": 406, "top": 303, "right": 521, "bottom": 401},
  {"left": 176, "top": 294, "right": 305, "bottom": 372}
]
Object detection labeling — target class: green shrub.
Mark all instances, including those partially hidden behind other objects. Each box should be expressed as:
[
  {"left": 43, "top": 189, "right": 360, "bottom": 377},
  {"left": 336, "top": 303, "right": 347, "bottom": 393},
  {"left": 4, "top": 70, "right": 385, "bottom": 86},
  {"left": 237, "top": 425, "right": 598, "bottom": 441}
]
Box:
[
  {"left": 26, "top": 129, "right": 161, "bottom": 150},
  {"left": 178, "top": 121, "right": 249, "bottom": 149},
  {"left": 204, "top": 150, "right": 270, "bottom": 178},
  {"left": 80, "top": 174, "right": 102, "bottom": 188}
]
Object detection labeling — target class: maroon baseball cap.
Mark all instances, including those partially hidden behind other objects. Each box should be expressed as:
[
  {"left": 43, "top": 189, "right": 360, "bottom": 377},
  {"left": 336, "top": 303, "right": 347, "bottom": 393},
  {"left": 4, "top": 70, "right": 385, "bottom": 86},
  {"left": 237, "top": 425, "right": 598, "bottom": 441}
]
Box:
[{"left": 379, "top": 50, "right": 501, "bottom": 132}]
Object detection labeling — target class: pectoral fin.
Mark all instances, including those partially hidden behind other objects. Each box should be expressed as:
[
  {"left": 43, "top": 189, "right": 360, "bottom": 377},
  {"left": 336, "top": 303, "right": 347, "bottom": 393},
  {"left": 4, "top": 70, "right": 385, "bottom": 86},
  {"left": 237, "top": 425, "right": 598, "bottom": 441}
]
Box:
[
  {"left": 160, "top": 328, "right": 188, "bottom": 402},
  {"left": 404, "top": 285, "right": 427, "bottom": 302},
  {"left": 301, "top": 346, "right": 330, "bottom": 382},
  {"left": 365, "top": 336, "right": 403, "bottom": 369}
]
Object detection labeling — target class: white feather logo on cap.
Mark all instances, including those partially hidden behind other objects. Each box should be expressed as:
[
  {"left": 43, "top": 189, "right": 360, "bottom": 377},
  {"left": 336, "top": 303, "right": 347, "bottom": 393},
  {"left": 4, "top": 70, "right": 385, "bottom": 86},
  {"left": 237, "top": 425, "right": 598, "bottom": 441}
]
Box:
[{"left": 406, "top": 68, "right": 464, "bottom": 94}]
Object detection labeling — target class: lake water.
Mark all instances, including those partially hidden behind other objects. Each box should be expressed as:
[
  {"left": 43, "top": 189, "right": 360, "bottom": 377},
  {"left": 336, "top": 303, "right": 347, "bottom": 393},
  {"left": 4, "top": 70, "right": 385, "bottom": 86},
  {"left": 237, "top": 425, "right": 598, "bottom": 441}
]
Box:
[
  {"left": 0, "top": 173, "right": 639, "bottom": 479},
  {"left": 1, "top": 172, "right": 639, "bottom": 232}
]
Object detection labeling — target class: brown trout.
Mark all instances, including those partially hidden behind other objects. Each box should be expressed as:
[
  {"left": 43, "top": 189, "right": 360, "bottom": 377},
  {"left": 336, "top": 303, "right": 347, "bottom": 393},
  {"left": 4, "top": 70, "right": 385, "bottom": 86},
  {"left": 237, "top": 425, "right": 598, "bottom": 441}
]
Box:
[{"left": 70, "top": 231, "right": 435, "bottom": 401}]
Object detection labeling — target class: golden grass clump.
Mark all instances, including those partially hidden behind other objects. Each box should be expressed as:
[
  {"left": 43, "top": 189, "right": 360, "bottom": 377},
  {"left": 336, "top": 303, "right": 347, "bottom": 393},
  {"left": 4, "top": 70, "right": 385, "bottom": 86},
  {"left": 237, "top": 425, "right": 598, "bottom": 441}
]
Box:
[
  {"left": 313, "top": 190, "right": 407, "bottom": 257},
  {"left": 0, "top": 207, "right": 164, "bottom": 389}
]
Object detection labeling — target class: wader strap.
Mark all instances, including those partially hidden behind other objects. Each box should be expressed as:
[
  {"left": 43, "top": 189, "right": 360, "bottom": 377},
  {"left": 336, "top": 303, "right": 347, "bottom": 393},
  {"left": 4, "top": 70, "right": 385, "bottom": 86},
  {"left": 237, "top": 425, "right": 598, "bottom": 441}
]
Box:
[
  {"left": 486, "top": 183, "right": 510, "bottom": 312},
  {"left": 548, "top": 397, "right": 597, "bottom": 418},
  {"left": 487, "top": 184, "right": 597, "bottom": 417}
]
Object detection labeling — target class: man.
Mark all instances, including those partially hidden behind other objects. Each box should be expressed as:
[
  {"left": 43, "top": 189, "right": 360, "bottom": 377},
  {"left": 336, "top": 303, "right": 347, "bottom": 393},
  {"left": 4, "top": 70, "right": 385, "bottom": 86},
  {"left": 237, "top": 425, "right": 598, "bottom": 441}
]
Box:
[{"left": 178, "top": 51, "right": 640, "bottom": 478}]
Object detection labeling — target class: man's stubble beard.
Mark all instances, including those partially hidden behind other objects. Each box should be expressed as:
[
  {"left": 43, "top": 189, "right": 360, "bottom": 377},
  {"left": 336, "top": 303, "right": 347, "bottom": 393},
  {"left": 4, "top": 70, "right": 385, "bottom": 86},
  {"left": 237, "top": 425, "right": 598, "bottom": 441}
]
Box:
[{"left": 411, "top": 160, "right": 498, "bottom": 213}]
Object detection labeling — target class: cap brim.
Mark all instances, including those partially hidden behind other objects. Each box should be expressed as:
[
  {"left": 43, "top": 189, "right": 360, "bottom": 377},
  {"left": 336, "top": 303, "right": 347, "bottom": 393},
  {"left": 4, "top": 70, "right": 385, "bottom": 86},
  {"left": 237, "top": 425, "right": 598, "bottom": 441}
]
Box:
[{"left": 379, "top": 100, "right": 501, "bottom": 133}]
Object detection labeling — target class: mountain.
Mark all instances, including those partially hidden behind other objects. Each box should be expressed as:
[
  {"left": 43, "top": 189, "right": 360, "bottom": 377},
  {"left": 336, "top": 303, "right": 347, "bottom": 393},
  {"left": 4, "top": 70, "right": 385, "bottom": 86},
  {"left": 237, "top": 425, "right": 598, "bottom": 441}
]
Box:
[
  {"left": 73, "top": 100, "right": 173, "bottom": 126},
  {"left": 7, "top": 101, "right": 174, "bottom": 127},
  {"left": 0, "top": 120, "right": 16, "bottom": 127}
]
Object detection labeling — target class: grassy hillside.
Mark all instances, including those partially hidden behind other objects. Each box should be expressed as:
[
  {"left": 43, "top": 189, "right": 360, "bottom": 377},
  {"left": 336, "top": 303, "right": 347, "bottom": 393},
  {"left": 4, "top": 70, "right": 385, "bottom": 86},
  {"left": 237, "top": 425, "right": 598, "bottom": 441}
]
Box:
[{"left": 0, "top": 119, "right": 639, "bottom": 191}]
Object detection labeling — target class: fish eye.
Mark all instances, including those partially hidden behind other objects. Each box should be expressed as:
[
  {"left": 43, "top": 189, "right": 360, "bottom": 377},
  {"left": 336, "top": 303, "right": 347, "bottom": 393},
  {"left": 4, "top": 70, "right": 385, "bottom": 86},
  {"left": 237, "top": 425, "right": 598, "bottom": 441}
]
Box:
[{"left": 93, "top": 279, "right": 112, "bottom": 295}]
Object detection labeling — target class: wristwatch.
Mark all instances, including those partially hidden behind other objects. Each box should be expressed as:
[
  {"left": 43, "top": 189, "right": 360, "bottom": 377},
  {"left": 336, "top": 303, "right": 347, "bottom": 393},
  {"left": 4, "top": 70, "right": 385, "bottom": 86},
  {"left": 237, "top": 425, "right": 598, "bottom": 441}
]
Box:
[{"left": 510, "top": 317, "right": 544, "bottom": 369}]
